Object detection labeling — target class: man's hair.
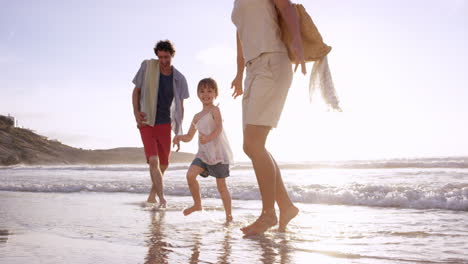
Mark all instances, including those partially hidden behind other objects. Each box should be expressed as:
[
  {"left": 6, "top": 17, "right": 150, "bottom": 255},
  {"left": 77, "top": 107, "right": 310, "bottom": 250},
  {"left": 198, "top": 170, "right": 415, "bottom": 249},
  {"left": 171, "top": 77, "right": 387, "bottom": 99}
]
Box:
[
  {"left": 197, "top": 78, "right": 219, "bottom": 97},
  {"left": 154, "top": 40, "right": 176, "bottom": 57}
]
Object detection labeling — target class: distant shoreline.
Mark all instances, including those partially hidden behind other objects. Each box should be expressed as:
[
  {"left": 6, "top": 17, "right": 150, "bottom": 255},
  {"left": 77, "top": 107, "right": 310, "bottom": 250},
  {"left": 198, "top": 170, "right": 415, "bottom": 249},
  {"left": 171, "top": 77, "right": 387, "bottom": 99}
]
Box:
[{"left": 0, "top": 115, "right": 194, "bottom": 166}]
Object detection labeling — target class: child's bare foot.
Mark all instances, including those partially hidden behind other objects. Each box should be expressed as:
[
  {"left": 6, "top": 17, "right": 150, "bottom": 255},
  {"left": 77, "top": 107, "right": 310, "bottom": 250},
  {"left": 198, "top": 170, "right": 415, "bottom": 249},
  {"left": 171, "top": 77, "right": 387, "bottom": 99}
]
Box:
[
  {"left": 183, "top": 205, "right": 202, "bottom": 216},
  {"left": 226, "top": 214, "right": 233, "bottom": 223},
  {"left": 241, "top": 214, "right": 278, "bottom": 236},
  {"left": 279, "top": 205, "right": 299, "bottom": 232}
]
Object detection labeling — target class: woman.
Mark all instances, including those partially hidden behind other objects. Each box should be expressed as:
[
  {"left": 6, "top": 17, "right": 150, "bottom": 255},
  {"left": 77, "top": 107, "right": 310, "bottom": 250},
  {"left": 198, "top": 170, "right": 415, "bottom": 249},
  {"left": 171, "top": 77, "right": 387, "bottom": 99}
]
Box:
[{"left": 231, "top": 0, "right": 306, "bottom": 235}]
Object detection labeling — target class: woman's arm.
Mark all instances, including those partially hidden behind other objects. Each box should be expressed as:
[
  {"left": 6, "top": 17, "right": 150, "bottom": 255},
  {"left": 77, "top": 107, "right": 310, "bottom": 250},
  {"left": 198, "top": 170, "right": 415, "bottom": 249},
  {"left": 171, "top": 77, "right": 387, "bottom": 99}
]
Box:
[
  {"left": 231, "top": 32, "right": 244, "bottom": 99},
  {"left": 274, "top": 0, "right": 306, "bottom": 74}
]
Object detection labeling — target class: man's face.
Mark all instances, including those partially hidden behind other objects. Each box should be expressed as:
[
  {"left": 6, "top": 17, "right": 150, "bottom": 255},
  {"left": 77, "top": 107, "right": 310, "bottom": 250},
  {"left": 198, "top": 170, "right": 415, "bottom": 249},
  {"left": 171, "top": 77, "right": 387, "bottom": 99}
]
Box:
[{"left": 156, "top": 50, "right": 172, "bottom": 69}]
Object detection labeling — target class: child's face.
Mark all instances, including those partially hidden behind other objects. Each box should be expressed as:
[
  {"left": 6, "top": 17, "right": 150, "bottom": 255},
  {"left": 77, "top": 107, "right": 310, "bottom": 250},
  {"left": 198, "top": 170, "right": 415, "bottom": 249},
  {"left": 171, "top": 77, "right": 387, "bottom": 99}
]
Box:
[{"left": 198, "top": 85, "right": 216, "bottom": 105}]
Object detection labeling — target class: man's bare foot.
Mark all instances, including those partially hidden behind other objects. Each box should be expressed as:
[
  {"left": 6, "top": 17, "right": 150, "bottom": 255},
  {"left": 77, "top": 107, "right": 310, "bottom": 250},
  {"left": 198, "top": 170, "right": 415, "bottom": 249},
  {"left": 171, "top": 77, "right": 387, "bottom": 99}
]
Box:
[
  {"left": 158, "top": 199, "right": 167, "bottom": 208},
  {"left": 147, "top": 197, "right": 157, "bottom": 203},
  {"left": 183, "top": 205, "right": 202, "bottom": 216},
  {"left": 279, "top": 205, "right": 299, "bottom": 232},
  {"left": 241, "top": 214, "right": 278, "bottom": 236}
]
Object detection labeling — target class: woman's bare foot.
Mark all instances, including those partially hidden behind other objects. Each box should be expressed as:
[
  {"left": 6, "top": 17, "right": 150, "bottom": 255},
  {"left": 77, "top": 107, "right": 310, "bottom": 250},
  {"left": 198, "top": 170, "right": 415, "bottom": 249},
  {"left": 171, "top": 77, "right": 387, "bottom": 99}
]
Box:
[
  {"left": 147, "top": 197, "right": 157, "bottom": 203},
  {"left": 240, "top": 212, "right": 272, "bottom": 232},
  {"left": 279, "top": 206, "right": 299, "bottom": 232},
  {"left": 241, "top": 214, "right": 278, "bottom": 236},
  {"left": 183, "top": 205, "right": 202, "bottom": 216}
]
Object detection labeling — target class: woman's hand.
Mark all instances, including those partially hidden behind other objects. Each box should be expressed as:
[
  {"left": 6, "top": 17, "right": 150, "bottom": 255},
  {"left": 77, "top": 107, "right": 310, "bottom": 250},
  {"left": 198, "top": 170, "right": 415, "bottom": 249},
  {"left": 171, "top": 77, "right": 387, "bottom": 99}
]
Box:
[
  {"left": 291, "top": 37, "right": 307, "bottom": 75},
  {"left": 274, "top": 0, "right": 307, "bottom": 75},
  {"left": 231, "top": 75, "right": 243, "bottom": 99}
]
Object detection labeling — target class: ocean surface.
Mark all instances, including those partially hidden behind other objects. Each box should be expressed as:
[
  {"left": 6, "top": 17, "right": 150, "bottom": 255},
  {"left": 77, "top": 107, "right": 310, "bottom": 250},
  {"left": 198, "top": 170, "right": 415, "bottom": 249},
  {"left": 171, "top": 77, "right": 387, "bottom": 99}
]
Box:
[{"left": 1, "top": 157, "right": 468, "bottom": 263}]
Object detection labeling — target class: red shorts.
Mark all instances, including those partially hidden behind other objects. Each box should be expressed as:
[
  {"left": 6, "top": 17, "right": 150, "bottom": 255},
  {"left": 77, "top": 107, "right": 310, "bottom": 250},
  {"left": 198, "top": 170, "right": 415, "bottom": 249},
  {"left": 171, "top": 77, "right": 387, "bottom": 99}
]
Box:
[{"left": 138, "top": 123, "right": 171, "bottom": 165}]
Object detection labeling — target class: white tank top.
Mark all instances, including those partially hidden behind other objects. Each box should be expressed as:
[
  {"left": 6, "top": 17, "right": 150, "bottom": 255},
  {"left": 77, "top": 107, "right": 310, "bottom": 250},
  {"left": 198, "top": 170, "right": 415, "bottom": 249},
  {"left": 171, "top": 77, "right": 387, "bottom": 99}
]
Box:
[
  {"left": 195, "top": 111, "right": 234, "bottom": 165},
  {"left": 231, "top": 0, "right": 287, "bottom": 64}
]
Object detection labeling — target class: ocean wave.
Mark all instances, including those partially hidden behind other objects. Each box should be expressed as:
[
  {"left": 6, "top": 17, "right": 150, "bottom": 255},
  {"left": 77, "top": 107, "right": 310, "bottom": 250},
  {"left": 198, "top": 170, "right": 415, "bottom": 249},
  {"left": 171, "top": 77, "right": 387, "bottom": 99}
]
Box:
[
  {"left": 1, "top": 164, "right": 190, "bottom": 172},
  {"left": 288, "top": 183, "right": 468, "bottom": 211},
  {"left": 276, "top": 158, "right": 468, "bottom": 169},
  {"left": 2, "top": 157, "right": 467, "bottom": 170},
  {"left": 2, "top": 182, "right": 467, "bottom": 211}
]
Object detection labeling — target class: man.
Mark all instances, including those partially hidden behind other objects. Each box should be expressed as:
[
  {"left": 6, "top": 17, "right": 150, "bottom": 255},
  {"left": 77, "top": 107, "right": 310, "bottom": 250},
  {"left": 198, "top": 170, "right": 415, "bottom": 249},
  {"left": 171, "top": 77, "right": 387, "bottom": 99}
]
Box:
[{"left": 132, "top": 40, "right": 189, "bottom": 207}]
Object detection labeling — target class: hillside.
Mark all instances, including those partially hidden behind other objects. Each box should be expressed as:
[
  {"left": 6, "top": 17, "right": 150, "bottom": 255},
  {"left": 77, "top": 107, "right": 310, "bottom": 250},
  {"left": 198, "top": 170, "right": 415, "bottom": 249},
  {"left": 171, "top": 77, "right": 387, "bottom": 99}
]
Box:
[{"left": 0, "top": 115, "right": 194, "bottom": 166}]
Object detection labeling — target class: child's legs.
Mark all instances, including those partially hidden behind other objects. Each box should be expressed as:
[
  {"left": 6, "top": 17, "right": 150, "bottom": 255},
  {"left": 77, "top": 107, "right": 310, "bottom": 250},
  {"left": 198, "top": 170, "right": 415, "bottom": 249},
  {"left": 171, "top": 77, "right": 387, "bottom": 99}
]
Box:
[
  {"left": 186, "top": 165, "right": 205, "bottom": 206},
  {"left": 216, "top": 178, "right": 232, "bottom": 218}
]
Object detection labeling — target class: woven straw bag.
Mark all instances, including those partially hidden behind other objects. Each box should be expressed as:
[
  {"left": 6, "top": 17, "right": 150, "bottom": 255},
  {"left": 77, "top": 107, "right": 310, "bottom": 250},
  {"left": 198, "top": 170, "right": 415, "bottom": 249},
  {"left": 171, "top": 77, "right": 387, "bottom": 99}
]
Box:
[{"left": 278, "top": 4, "right": 331, "bottom": 62}]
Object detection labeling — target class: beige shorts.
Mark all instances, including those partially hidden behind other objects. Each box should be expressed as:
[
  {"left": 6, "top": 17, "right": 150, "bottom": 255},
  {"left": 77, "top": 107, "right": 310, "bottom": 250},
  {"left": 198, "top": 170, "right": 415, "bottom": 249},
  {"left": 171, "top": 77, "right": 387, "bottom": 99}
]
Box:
[{"left": 243, "top": 52, "right": 293, "bottom": 129}]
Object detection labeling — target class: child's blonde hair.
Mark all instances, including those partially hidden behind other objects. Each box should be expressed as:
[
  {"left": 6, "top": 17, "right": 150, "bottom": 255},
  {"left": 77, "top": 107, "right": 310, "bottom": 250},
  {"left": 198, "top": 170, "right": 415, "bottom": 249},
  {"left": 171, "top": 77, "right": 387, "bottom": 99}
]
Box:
[{"left": 197, "top": 78, "right": 218, "bottom": 98}]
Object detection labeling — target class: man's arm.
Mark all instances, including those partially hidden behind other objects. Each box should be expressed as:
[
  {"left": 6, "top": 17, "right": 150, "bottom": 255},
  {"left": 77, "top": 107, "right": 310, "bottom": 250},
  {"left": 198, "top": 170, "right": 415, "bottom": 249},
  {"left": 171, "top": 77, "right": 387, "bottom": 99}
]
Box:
[
  {"left": 181, "top": 99, "right": 184, "bottom": 123},
  {"left": 132, "top": 87, "right": 146, "bottom": 127}
]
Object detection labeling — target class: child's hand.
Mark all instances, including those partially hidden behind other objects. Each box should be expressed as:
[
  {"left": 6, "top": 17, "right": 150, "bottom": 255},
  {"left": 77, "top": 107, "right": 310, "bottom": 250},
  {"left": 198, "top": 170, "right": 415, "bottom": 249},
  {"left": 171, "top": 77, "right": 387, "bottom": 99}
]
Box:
[
  {"left": 172, "top": 136, "right": 181, "bottom": 152},
  {"left": 199, "top": 133, "right": 209, "bottom": 145}
]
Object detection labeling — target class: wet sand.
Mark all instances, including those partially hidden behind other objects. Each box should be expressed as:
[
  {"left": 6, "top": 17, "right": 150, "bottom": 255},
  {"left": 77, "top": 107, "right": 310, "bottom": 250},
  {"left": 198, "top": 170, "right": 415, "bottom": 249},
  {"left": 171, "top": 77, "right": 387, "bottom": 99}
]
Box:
[{"left": 1, "top": 191, "right": 467, "bottom": 264}]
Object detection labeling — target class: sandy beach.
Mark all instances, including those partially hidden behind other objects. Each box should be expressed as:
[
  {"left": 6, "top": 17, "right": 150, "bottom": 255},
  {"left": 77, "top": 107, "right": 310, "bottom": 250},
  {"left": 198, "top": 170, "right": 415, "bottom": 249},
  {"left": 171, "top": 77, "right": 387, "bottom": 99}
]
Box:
[
  {"left": 2, "top": 189, "right": 468, "bottom": 263},
  {"left": 2, "top": 0, "right": 468, "bottom": 262},
  {"left": 1, "top": 163, "right": 468, "bottom": 263},
  {"left": 1, "top": 191, "right": 308, "bottom": 264}
]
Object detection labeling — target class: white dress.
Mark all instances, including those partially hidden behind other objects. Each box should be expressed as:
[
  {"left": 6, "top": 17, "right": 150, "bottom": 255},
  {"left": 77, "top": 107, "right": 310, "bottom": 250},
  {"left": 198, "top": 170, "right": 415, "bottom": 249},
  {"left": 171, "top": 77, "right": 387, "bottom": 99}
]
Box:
[{"left": 195, "top": 111, "right": 234, "bottom": 166}]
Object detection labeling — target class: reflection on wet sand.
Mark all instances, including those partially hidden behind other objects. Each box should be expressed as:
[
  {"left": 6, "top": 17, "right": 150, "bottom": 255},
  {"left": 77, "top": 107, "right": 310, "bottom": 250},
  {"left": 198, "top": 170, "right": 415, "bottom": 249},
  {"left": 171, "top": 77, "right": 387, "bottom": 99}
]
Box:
[
  {"left": 145, "top": 211, "right": 172, "bottom": 264},
  {"left": 144, "top": 210, "right": 291, "bottom": 264},
  {"left": 187, "top": 223, "right": 233, "bottom": 264},
  {"left": 189, "top": 231, "right": 202, "bottom": 264},
  {"left": 247, "top": 234, "right": 292, "bottom": 264},
  {"left": 278, "top": 236, "right": 293, "bottom": 264},
  {"left": 216, "top": 224, "right": 232, "bottom": 264},
  {"left": 0, "top": 229, "right": 9, "bottom": 244}
]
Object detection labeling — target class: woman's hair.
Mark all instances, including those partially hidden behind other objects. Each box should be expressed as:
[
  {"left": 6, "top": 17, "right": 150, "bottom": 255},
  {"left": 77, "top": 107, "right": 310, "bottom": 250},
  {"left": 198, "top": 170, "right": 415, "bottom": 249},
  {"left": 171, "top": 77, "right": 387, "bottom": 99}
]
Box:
[
  {"left": 197, "top": 78, "right": 219, "bottom": 97},
  {"left": 154, "top": 40, "right": 176, "bottom": 57}
]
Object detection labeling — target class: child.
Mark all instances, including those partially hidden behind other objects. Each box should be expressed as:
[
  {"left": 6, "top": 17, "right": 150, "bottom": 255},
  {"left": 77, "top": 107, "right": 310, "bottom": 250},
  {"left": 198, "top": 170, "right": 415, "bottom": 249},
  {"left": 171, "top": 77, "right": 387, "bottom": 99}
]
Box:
[{"left": 173, "top": 78, "right": 234, "bottom": 222}]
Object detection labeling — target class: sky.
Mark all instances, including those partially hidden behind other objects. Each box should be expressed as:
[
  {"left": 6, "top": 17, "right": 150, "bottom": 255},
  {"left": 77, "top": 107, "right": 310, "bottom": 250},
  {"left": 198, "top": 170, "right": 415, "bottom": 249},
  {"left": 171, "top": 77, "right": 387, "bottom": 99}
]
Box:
[{"left": 1, "top": 0, "right": 467, "bottom": 162}]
